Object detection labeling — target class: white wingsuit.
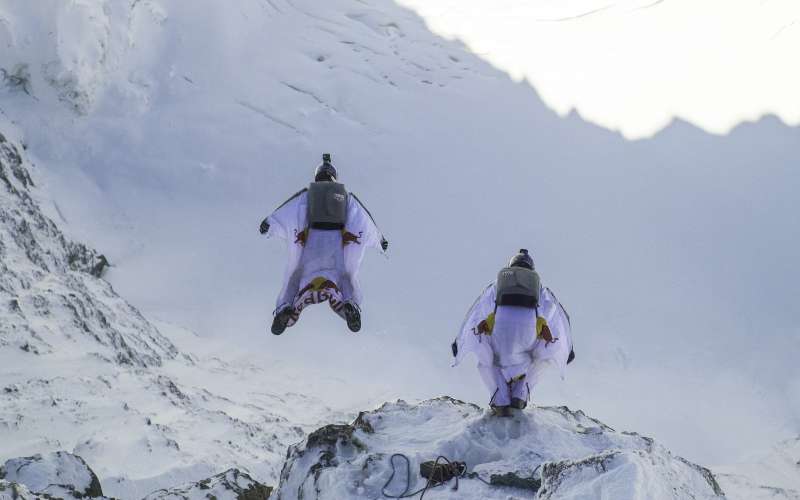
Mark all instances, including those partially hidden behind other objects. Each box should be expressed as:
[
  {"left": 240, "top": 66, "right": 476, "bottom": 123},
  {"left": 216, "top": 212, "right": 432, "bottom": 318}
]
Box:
[
  {"left": 263, "top": 189, "right": 386, "bottom": 327},
  {"left": 453, "top": 281, "right": 573, "bottom": 407}
]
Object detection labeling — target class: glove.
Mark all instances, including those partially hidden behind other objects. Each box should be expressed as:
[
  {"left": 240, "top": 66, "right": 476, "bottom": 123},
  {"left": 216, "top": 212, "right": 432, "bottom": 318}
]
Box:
[
  {"left": 259, "top": 218, "right": 270, "bottom": 235},
  {"left": 381, "top": 238, "right": 389, "bottom": 251}
]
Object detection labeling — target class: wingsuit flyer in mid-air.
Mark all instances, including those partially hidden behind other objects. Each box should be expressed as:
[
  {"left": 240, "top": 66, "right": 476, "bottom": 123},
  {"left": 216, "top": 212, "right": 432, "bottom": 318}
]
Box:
[{"left": 259, "top": 154, "right": 388, "bottom": 335}]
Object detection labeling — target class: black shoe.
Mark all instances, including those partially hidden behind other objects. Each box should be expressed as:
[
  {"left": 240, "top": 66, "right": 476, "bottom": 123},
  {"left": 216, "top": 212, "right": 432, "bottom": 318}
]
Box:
[
  {"left": 271, "top": 307, "right": 293, "bottom": 335},
  {"left": 510, "top": 398, "right": 527, "bottom": 410},
  {"left": 492, "top": 406, "right": 512, "bottom": 418},
  {"left": 343, "top": 303, "right": 361, "bottom": 332}
]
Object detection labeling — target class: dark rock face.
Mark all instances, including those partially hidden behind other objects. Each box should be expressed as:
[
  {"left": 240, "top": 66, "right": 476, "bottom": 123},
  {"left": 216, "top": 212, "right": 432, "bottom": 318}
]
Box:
[
  {"left": 488, "top": 471, "right": 541, "bottom": 491},
  {"left": 142, "top": 468, "right": 272, "bottom": 500},
  {"left": 1, "top": 454, "right": 275, "bottom": 500},
  {"left": 538, "top": 451, "right": 621, "bottom": 499},
  {"left": 676, "top": 456, "right": 725, "bottom": 496},
  {"left": 0, "top": 129, "right": 177, "bottom": 367},
  {"left": 0, "top": 451, "right": 105, "bottom": 499},
  {"left": 276, "top": 422, "right": 366, "bottom": 500}
]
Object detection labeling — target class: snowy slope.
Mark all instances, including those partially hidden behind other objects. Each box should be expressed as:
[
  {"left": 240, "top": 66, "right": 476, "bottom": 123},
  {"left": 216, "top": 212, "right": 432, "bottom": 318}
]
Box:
[
  {"left": 275, "top": 397, "right": 725, "bottom": 499},
  {"left": 1, "top": 0, "right": 799, "bottom": 481},
  {"left": 715, "top": 437, "right": 800, "bottom": 500},
  {"left": 0, "top": 119, "right": 175, "bottom": 366}
]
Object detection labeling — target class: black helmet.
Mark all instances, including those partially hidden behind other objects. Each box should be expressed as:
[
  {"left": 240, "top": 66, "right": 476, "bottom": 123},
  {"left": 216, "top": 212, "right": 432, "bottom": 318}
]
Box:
[
  {"left": 314, "top": 153, "right": 337, "bottom": 182},
  {"left": 509, "top": 249, "right": 534, "bottom": 270}
]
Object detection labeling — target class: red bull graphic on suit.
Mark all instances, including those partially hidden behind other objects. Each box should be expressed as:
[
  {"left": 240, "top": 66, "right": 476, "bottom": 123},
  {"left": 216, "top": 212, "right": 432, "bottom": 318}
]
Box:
[{"left": 286, "top": 276, "right": 348, "bottom": 327}]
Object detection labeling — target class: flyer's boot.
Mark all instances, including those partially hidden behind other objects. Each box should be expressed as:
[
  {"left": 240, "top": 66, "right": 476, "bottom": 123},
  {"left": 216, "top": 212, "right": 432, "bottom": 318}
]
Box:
[
  {"left": 271, "top": 307, "right": 293, "bottom": 335},
  {"left": 492, "top": 405, "right": 513, "bottom": 418},
  {"left": 510, "top": 376, "right": 529, "bottom": 409},
  {"left": 343, "top": 302, "right": 361, "bottom": 333}
]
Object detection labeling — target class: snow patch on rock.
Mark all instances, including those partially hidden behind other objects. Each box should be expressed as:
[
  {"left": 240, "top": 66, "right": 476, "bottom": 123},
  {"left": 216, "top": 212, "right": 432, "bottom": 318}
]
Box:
[{"left": 143, "top": 468, "right": 272, "bottom": 500}]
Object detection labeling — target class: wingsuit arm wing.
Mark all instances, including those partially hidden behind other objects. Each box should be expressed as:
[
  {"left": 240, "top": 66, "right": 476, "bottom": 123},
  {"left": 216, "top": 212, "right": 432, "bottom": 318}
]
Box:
[
  {"left": 532, "top": 286, "right": 574, "bottom": 376},
  {"left": 264, "top": 188, "right": 307, "bottom": 241},
  {"left": 349, "top": 193, "right": 387, "bottom": 253},
  {"left": 452, "top": 282, "right": 497, "bottom": 366}
]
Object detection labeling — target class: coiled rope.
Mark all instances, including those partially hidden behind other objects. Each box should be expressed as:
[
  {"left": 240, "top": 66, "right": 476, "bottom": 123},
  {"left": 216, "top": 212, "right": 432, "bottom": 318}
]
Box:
[{"left": 381, "top": 453, "right": 492, "bottom": 499}]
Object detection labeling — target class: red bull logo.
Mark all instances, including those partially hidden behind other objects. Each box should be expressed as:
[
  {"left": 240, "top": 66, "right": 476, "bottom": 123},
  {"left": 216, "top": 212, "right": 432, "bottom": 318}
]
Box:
[
  {"left": 342, "top": 230, "right": 362, "bottom": 246},
  {"left": 472, "top": 312, "right": 495, "bottom": 337},
  {"left": 294, "top": 227, "right": 308, "bottom": 247},
  {"left": 474, "top": 319, "right": 493, "bottom": 336}
]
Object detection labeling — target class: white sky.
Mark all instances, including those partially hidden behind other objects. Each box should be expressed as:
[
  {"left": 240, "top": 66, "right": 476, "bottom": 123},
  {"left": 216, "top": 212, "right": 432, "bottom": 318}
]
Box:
[{"left": 397, "top": 0, "right": 800, "bottom": 138}]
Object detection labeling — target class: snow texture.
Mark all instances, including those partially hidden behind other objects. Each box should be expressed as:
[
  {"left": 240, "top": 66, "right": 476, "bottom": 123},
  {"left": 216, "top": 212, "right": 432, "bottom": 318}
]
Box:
[
  {"left": 275, "top": 396, "right": 725, "bottom": 499},
  {"left": 715, "top": 437, "right": 800, "bottom": 500}
]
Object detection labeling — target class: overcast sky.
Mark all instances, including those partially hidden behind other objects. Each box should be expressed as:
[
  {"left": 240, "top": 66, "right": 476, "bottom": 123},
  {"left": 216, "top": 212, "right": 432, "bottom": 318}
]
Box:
[{"left": 398, "top": 0, "right": 800, "bottom": 138}]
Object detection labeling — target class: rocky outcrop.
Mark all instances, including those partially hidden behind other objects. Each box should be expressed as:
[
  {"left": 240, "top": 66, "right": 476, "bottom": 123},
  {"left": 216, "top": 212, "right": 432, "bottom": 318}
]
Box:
[
  {"left": 0, "top": 452, "right": 105, "bottom": 499},
  {"left": 274, "top": 397, "right": 727, "bottom": 499},
  {"left": 143, "top": 468, "right": 272, "bottom": 500},
  {"left": 0, "top": 128, "right": 177, "bottom": 367},
  {"left": 1, "top": 452, "right": 273, "bottom": 500}
]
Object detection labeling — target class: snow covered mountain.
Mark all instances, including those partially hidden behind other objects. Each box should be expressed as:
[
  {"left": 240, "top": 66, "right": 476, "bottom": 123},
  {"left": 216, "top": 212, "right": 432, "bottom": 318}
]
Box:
[
  {"left": 1, "top": 399, "right": 733, "bottom": 500},
  {"left": 1, "top": 0, "right": 799, "bottom": 497},
  {"left": 0, "top": 121, "right": 175, "bottom": 367},
  {"left": 276, "top": 397, "right": 725, "bottom": 499}
]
